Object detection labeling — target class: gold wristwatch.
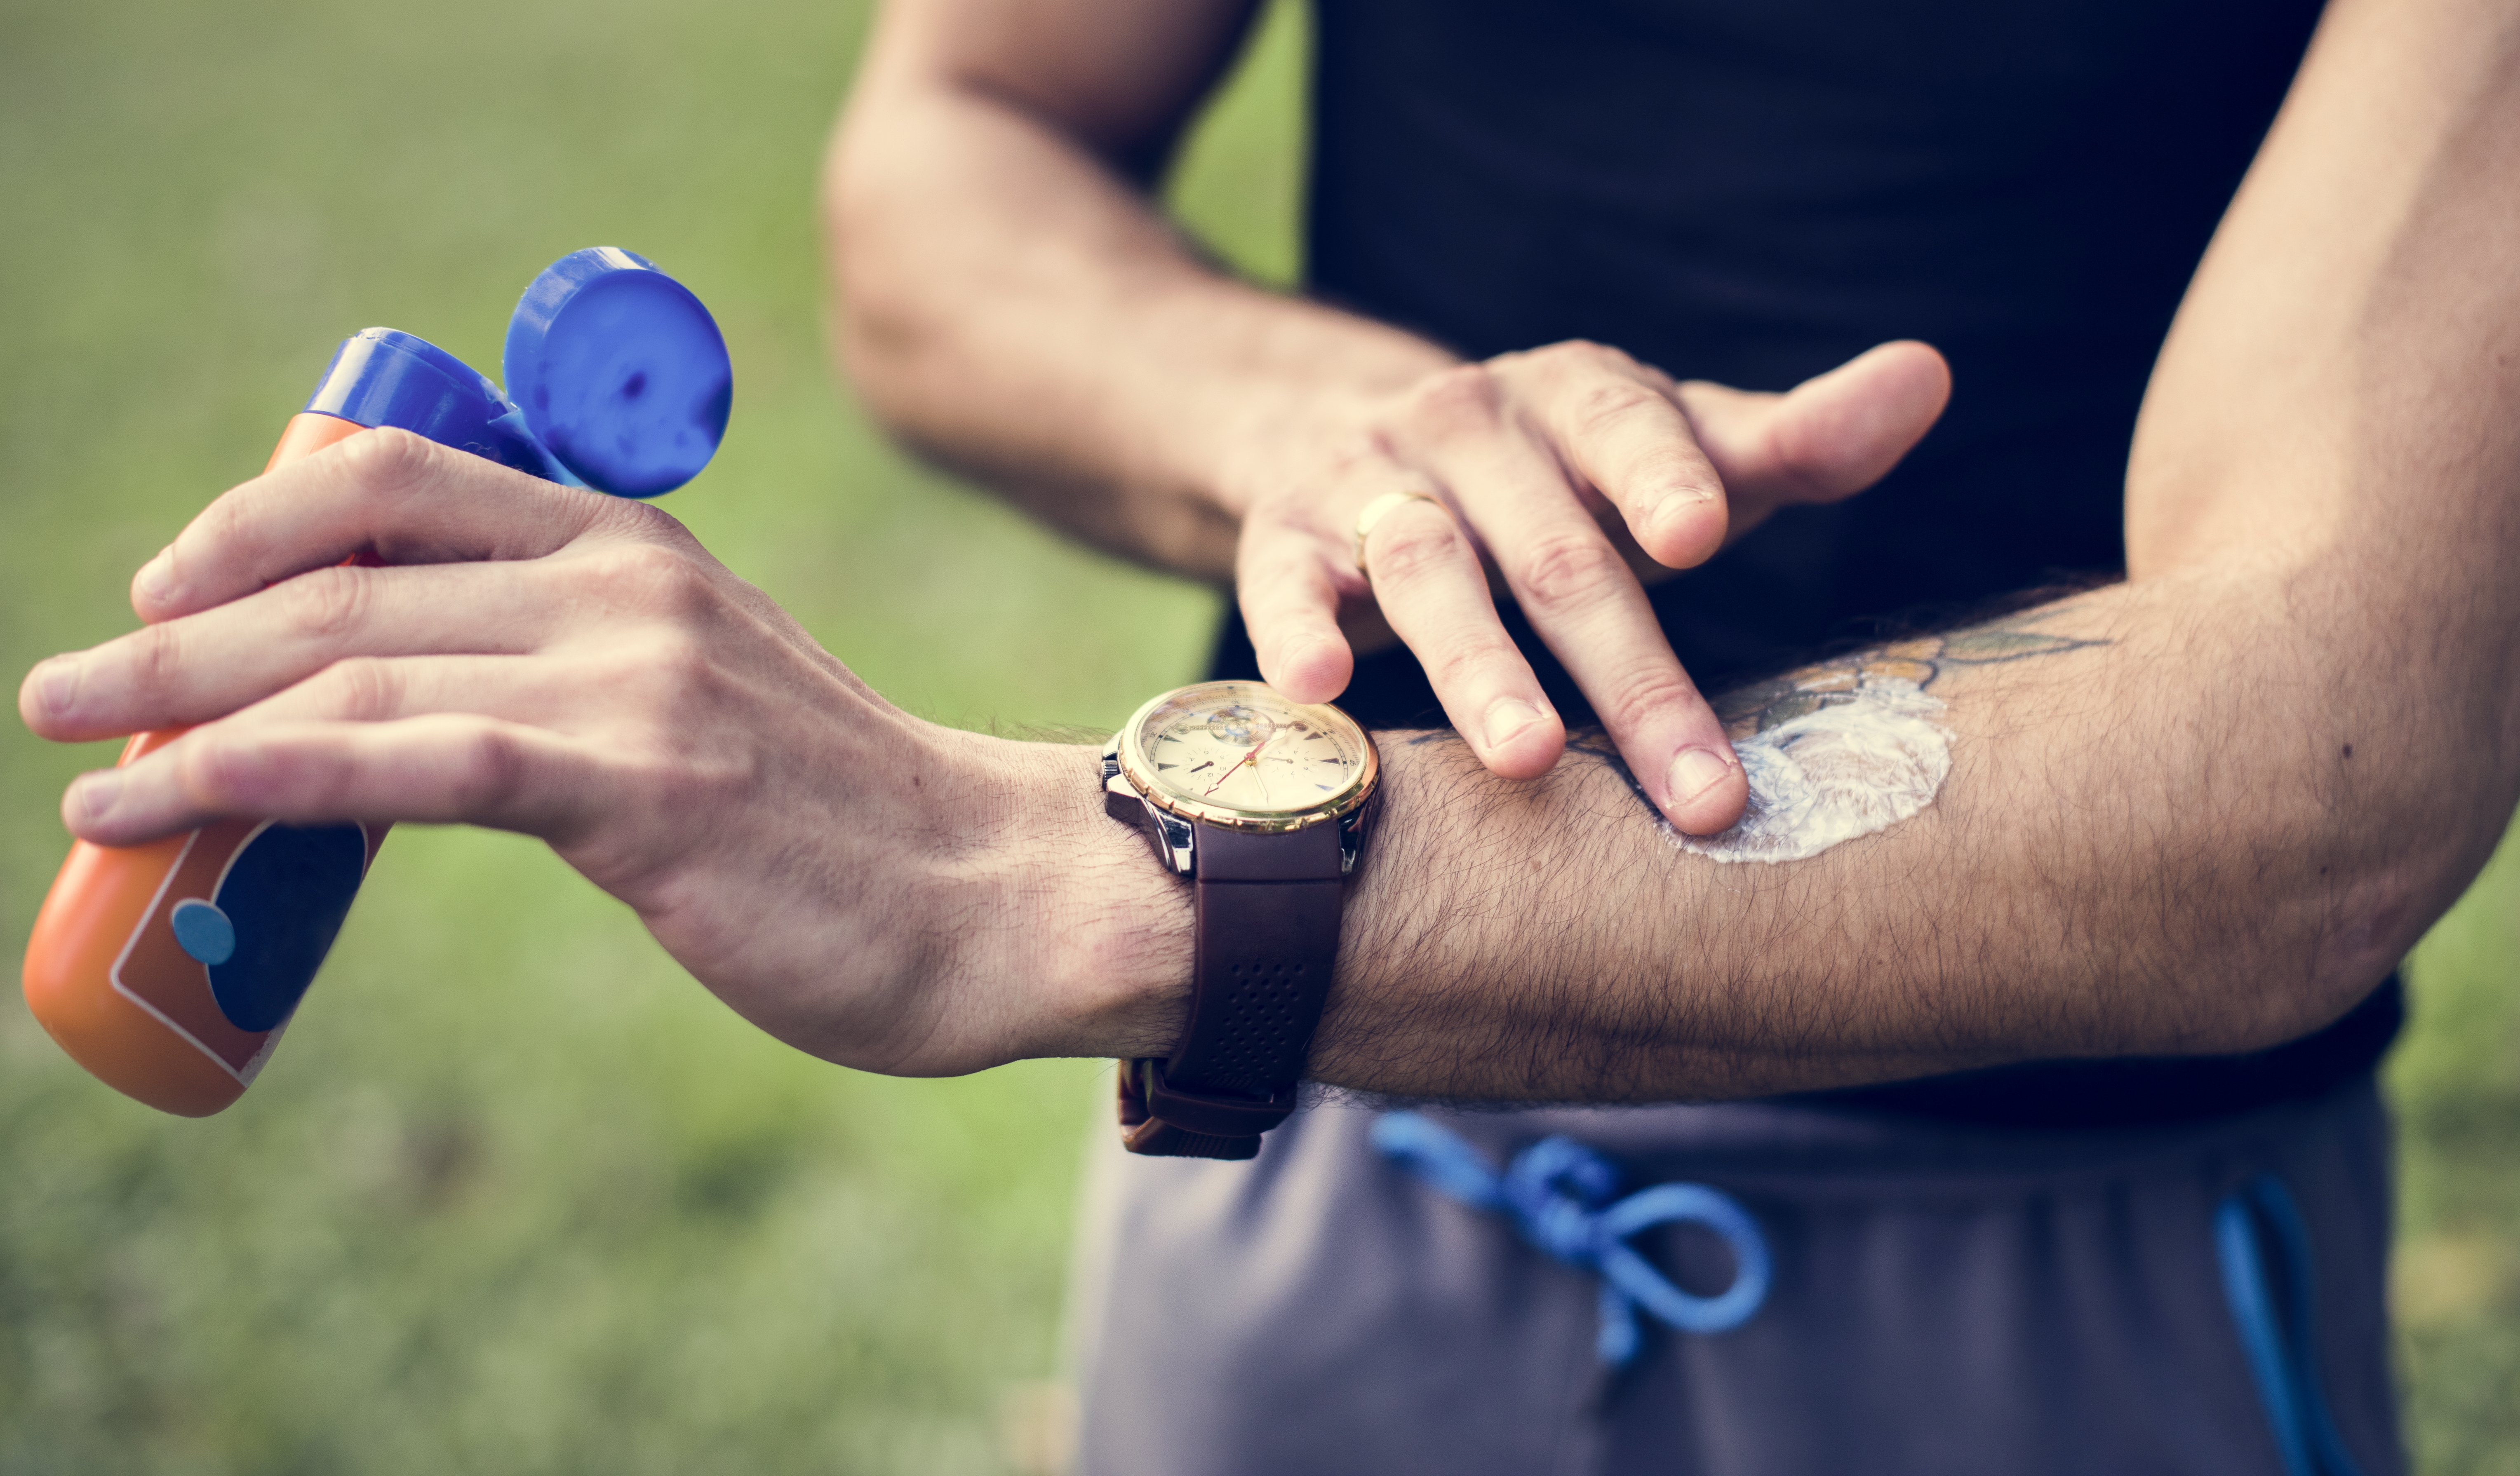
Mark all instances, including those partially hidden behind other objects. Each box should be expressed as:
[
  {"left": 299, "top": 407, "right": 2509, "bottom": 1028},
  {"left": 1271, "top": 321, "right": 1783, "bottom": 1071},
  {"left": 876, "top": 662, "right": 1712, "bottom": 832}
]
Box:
[{"left": 1100, "top": 681, "right": 1380, "bottom": 1159}]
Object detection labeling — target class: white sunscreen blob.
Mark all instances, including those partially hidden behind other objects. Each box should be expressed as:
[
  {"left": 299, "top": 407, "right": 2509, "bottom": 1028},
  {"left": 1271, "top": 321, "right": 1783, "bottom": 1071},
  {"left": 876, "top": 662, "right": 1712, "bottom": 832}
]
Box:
[{"left": 1674, "top": 677, "right": 1951, "bottom": 864}]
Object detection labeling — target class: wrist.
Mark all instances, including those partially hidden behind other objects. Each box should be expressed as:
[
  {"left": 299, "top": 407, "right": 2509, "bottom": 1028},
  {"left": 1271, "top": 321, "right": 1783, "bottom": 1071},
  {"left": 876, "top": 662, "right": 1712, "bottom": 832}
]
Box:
[
  {"left": 1196, "top": 317, "right": 1457, "bottom": 521},
  {"left": 975, "top": 735, "right": 1191, "bottom": 1062}
]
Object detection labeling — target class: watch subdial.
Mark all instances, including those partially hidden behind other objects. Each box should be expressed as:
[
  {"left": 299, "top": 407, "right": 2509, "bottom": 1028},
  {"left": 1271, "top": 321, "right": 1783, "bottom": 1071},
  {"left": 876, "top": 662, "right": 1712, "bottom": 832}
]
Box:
[{"left": 1199, "top": 704, "right": 1276, "bottom": 748}]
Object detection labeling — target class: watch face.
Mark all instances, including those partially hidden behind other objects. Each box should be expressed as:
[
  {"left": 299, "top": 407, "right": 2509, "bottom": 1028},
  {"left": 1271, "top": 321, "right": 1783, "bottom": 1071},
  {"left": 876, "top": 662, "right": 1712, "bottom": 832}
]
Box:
[{"left": 1119, "top": 681, "right": 1378, "bottom": 828}]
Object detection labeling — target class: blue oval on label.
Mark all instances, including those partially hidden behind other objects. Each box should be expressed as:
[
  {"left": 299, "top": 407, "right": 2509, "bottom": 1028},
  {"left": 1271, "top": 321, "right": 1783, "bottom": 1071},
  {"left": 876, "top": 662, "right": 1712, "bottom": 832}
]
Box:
[{"left": 170, "top": 899, "right": 237, "bottom": 966}]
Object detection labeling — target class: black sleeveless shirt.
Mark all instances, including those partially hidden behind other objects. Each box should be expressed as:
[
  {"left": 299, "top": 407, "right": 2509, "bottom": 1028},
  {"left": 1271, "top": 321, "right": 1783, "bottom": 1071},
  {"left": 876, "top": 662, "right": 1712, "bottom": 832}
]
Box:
[{"left": 1204, "top": 0, "right": 2402, "bottom": 1126}]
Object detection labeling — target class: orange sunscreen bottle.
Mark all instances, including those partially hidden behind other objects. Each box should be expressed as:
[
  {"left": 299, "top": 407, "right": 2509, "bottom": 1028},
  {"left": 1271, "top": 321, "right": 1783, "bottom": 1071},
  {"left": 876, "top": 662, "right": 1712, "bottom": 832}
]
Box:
[{"left": 21, "top": 247, "right": 730, "bottom": 1114}]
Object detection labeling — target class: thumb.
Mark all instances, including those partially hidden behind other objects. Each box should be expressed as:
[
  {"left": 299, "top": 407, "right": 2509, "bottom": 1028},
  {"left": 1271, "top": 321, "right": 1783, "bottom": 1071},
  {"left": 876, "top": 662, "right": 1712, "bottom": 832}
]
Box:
[{"left": 1678, "top": 340, "right": 1951, "bottom": 518}]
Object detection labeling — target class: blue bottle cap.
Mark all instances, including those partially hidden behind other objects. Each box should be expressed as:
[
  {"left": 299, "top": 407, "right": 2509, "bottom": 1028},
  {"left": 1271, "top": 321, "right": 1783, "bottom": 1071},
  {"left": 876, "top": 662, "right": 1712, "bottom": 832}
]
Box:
[
  {"left": 502, "top": 247, "right": 731, "bottom": 498},
  {"left": 303, "top": 329, "right": 566, "bottom": 481}
]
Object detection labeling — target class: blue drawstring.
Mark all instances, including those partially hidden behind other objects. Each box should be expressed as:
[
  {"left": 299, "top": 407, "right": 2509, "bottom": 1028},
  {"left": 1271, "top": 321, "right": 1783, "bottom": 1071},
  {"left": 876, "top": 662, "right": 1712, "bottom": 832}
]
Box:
[
  {"left": 1380, "top": 1117, "right": 2363, "bottom": 1452},
  {"left": 2215, "top": 1173, "right": 2370, "bottom": 1476},
  {"left": 1371, "top": 1112, "right": 1770, "bottom": 1367}
]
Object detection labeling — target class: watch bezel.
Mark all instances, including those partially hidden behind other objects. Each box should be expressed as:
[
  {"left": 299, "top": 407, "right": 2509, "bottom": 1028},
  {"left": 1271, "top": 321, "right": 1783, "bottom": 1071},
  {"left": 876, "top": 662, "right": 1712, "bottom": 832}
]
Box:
[{"left": 1113, "top": 681, "right": 1380, "bottom": 833}]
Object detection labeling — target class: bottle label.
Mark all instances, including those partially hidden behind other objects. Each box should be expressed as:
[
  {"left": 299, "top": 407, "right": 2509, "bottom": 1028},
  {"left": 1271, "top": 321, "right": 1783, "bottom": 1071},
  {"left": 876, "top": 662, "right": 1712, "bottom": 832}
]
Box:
[{"left": 108, "top": 818, "right": 372, "bottom": 1083}]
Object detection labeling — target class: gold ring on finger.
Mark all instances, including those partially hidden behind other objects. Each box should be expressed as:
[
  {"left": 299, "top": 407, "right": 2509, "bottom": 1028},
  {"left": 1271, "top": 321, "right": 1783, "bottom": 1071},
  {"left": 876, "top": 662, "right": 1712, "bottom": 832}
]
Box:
[{"left": 1353, "top": 488, "right": 1446, "bottom": 589}]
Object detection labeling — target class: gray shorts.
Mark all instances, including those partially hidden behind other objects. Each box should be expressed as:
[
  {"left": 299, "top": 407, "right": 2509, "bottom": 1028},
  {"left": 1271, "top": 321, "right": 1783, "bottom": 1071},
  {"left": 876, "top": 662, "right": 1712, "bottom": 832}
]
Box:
[{"left": 1068, "top": 1078, "right": 2400, "bottom": 1476}]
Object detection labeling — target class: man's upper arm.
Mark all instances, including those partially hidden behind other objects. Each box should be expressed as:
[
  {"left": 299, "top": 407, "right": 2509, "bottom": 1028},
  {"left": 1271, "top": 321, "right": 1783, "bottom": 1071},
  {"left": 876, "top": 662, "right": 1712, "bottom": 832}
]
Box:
[
  {"left": 855, "top": 0, "right": 1266, "bottom": 180},
  {"left": 2124, "top": 0, "right": 2520, "bottom": 579}
]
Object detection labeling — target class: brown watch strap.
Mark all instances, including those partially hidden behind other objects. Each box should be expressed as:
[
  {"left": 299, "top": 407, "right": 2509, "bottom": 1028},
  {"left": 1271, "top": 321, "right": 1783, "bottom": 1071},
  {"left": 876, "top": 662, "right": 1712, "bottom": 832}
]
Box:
[{"left": 1121, "top": 821, "right": 1345, "bottom": 1160}]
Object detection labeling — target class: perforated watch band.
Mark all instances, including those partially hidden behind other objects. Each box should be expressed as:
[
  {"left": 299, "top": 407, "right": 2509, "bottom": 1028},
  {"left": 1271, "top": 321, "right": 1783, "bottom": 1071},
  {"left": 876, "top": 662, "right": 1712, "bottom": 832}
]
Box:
[{"left": 1119, "top": 821, "right": 1345, "bottom": 1160}]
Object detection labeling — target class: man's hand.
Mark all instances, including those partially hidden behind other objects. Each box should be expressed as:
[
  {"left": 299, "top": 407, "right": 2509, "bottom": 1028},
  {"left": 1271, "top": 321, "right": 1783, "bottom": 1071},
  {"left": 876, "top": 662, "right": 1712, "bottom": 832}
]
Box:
[
  {"left": 16, "top": 429, "right": 1192, "bottom": 1078},
  {"left": 1230, "top": 337, "right": 1949, "bottom": 834},
  {"left": 830, "top": 0, "right": 1946, "bottom": 835}
]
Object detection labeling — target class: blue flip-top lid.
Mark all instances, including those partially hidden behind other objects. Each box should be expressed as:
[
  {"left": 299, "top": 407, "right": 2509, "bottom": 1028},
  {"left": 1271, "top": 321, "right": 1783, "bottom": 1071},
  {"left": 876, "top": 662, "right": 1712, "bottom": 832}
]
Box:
[
  {"left": 299, "top": 248, "right": 730, "bottom": 498},
  {"left": 503, "top": 248, "right": 732, "bottom": 499}
]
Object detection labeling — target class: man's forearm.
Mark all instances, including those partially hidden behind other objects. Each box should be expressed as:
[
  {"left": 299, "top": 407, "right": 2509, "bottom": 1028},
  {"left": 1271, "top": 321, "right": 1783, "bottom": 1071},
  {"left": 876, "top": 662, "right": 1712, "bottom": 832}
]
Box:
[
  {"left": 827, "top": 0, "right": 1452, "bottom": 578},
  {"left": 1085, "top": 573, "right": 2490, "bottom": 1102}
]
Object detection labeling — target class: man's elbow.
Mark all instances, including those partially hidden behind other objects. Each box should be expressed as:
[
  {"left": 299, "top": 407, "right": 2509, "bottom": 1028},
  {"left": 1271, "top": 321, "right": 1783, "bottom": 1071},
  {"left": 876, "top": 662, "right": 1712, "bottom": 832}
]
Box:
[
  {"left": 2189, "top": 817, "right": 2506, "bottom": 1054},
  {"left": 818, "top": 131, "right": 942, "bottom": 445},
  {"left": 829, "top": 284, "right": 929, "bottom": 444}
]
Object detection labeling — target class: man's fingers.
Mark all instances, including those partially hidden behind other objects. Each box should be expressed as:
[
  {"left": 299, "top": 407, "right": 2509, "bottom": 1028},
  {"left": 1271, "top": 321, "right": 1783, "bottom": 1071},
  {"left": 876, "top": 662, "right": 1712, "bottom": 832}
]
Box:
[
  {"left": 23, "top": 558, "right": 588, "bottom": 742},
  {"left": 1405, "top": 397, "right": 1747, "bottom": 833},
  {"left": 217, "top": 652, "right": 578, "bottom": 731},
  {"left": 134, "top": 427, "right": 635, "bottom": 623},
  {"left": 1356, "top": 495, "right": 1564, "bottom": 779},
  {"left": 60, "top": 715, "right": 602, "bottom": 848},
  {"left": 1678, "top": 340, "right": 1952, "bottom": 510},
  {"left": 1236, "top": 505, "right": 1355, "bottom": 706},
  {"left": 1229, "top": 338, "right": 1943, "bottom": 828},
  {"left": 1510, "top": 343, "right": 1732, "bottom": 572},
  {"left": 1494, "top": 519, "right": 1745, "bottom": 834}
]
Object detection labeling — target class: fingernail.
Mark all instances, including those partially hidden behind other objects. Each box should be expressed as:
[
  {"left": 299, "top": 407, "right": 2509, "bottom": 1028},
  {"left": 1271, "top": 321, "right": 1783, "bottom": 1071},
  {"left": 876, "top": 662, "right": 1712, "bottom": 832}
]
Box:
[
  {"left": 74, "top": 771, "right": 123, "bottom": 822},
  {"left": 35, "top": 658, "right": 80, "bottom": 718},
  {"left": 136, "top": 550, "right": 176, "bottom": 605},
  {"left": 1653, "top": 485, "right": 1718, "bottom": 525},
  {"left": 1482, "top": 697, "right": 1547, "bottom": 753},
  {"left": 1666, "top": 746, "right": 1735, "bottom": 805}
]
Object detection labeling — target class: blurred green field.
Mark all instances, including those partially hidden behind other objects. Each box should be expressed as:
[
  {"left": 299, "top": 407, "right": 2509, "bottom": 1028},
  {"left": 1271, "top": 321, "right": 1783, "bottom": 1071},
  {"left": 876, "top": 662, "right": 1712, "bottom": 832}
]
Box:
[{"left": 0, "top": 0, "right": 2512, "bottom": 1471}]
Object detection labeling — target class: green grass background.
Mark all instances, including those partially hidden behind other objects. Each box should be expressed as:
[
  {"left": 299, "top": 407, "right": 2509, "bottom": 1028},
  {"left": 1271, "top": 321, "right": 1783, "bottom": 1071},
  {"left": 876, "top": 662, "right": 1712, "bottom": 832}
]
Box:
[{"left": 0, "top": 0, "right": 2511, "bottom": 1470}]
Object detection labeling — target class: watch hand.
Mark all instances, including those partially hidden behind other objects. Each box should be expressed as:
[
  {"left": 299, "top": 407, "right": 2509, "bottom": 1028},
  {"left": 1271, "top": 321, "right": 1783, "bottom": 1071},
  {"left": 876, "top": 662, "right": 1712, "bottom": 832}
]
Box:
[
  {"left": 1204, "top": 734, "right": 1278, "bottom": 796},
  {"left": 1204, "top": 745, "right": 1262, "bottom": 795}
]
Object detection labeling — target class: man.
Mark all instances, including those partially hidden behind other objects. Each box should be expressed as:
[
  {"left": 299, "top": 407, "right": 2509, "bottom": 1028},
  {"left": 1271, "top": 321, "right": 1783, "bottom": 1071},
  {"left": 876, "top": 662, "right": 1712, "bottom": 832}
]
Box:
[
  {"left": 16, "top": 0, "right": 2517, "bottom": 1469},
  {"left": 820, "top": 0, "right": 2513, "bottom": 1469}
]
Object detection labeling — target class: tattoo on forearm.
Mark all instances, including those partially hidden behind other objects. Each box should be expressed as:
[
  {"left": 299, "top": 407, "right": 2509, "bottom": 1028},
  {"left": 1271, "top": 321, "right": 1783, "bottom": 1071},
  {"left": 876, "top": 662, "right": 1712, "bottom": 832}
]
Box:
[{"left": 1708, "top": 617, "right": 2106, "bottom": 740}]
